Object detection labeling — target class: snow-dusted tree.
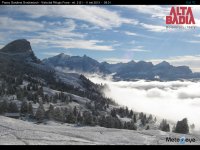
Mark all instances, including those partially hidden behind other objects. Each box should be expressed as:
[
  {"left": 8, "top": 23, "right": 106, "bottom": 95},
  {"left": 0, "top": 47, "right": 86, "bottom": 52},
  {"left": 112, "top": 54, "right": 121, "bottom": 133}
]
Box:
[
  {"left": 48, "top": 104, "right": 54, "bottom": 119},
  {"left": 159, "top": 119, "right": 170, "bottom": 132},
  {"left": 54, "top": 107, "right": 64, "bottom": 122},
  {"left": 83, "top": 111, "right": 93, "bottom": 125},
  {"left": 139, "top": 112, "right": 144, "bottom": 119},
  {"left": 125, "top": 107, "right": 129, "bottom": 117},
  {"left": 66, "top": 111, "right": 76, "bottom": 124},
  {"left": 146, "top": 125, "right": 150, "bottom": 130},
  {"left": 0, "top": 100, "right": 8, "bottom": 113},
  {"left": 20, "top": 100, "right": 28, "bottom": 114},
  {"left": 129, "top": 110, "right": 133, "bottom": 118},
  {"left": 141, "top": 114, "right": 147, "bottom": 126},
  {"left": 8, "top": 102, "right": 19, "bottom": 113},
  {"left": 133, "top": 114, "right": 137, "bottom": 123},
  {"left": 28, "top": 102, "right": 33, "bottom": 116},
  {"left": 77, "top": 112, "right": 83, "bottom": 124},
  {"left": 35, "top": 103, "right": 45, "bottom": 121},
  {"left": 154, "top": 117, "right": 157, "bottom": 122},
  {"left": 126, "top": 121, "right": 137, "bottom": 130},
  {"left": 111, "top": 109, "right": 117, "bottom": 118},
  {"left": 174, "top": 118, "right": 189, "bottom": 134},
  {"left": 123, "top": 122, "right": 127, "bottom": 129},
  {"left": 148, "top": 114, "right": 153, "bottom": 122},
  {"left": 73, "top": 106, "right": 78, "bottom": 117},
  {"left": 98, "top": 115, "right": 106, "bottom": 127}
]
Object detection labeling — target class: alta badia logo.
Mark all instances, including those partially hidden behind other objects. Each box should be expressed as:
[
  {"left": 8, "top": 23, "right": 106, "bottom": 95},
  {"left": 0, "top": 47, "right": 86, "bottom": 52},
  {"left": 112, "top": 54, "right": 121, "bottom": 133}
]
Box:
[{"left": 166, "top": 6, "right": 196, "bottom": 29}]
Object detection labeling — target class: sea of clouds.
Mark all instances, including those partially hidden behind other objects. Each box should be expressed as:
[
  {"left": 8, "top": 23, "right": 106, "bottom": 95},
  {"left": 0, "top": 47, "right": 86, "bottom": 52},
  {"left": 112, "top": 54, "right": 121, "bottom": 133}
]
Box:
[{"left": 86, "top": 74, "right": 200, "bottom": 129}]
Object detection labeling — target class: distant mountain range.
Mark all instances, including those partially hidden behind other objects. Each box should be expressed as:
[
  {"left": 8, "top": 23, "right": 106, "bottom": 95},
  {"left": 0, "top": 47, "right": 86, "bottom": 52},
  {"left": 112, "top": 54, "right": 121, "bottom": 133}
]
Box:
[
  {"left": 43, "top": 53, "right": 110, "bottom": 74},
  {"left": 43, "top": 53, "right": 200, "bottom": 81}
]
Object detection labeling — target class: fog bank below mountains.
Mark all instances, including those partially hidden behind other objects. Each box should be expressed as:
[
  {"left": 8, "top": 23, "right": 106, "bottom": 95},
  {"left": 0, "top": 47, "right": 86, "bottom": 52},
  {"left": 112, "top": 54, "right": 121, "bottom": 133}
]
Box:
[{"left": 87, "top": 74, "right": 200, "bottom": 129}]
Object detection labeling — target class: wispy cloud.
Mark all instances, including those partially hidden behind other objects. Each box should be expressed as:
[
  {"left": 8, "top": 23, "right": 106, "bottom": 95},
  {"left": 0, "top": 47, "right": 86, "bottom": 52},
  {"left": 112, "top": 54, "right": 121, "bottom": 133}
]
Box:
[
  {"left": 124, "top": 31, "right": 138, "bottom": 36},
  {"left": 126, "top": 46, "right": 151, "bottom": 52},
  {"left": 52, "top": 40, "right": 114, "bottom": 51},
  {"left": 8, "top": 5, "right": 138, "bottom": 29},
  {"left": 0, "top": 16, "right": 44, "bottom": 31},
  {"left": 187, "top": 40, "right": 200, "bottom": 44},
  {"left": 140, "top": 23, "right": 167, "bottom": 32},
  {"left": 22, "top": 19, "right": 115, "bottom": 51},
  {"left": 30, "top": 38, "right": 114, "bottom": 51},
  {"left": 129, "top": 49, "right": 151, "bottom": 52},
  {"left": 194, "top": 34, "right": 200, "bottom": 38},
  {"left": 118, "top": 5, "right": 170, "bottom": 20}
]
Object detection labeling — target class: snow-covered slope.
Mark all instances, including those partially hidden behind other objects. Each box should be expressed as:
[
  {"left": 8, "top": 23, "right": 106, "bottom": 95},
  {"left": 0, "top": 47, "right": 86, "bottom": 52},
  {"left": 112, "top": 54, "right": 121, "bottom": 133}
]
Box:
[{"left": 0, "top": 116, "right": 200, "bottom": 145}]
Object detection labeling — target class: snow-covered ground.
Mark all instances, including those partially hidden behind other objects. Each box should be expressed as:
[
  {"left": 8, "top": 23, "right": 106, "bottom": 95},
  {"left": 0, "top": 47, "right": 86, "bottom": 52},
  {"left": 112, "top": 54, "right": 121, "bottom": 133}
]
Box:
[{"left": 0, "top": 116, "right": 200, "bottom": 145}]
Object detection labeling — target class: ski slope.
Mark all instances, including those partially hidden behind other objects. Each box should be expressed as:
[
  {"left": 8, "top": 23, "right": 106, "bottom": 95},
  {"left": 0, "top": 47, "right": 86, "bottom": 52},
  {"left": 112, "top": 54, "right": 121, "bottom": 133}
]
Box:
[{"left": 0, "top": 116, "right": 200, "bottom": 145}]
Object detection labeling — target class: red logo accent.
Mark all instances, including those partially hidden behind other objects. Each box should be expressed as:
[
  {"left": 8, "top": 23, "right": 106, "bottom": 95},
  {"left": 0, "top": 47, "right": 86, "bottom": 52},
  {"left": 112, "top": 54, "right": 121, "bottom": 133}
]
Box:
[{"left": 166, "top": 7, "right": 195, "bottom": 24}]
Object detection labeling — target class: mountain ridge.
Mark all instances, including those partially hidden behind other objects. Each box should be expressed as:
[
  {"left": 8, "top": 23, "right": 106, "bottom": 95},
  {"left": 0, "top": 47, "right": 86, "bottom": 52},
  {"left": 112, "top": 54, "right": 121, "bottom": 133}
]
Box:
[{"left": 43, "top": 53, "right": 196, "bottom": 81}]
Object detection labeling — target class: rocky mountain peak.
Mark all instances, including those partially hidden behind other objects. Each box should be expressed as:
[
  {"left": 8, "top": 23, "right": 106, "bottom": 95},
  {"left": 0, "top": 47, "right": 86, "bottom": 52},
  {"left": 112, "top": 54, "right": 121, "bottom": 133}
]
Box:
[{"left": 0, "top": 39, "right": 32, "bottom": 53}]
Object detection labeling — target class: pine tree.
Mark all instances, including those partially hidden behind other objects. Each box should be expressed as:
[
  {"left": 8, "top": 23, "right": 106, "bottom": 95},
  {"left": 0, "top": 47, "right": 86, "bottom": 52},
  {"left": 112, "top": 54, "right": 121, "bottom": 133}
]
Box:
[
  {"left": 73, "top": 106, "right": 78, "bottom": 117},
  {"left": 141, "top": 114, "right": 147, "bottom": 126},
  {"left": 146, "top": 125, "right": 150, "bottom": 130},
  {"left": 54, "top": 107, "right": 63, "bottom": 122},
  {"left": 133, "top": 114, "right": 137, "bottom": 123},
  {"left": 148, "top": 114, "right": 153, "bottom": 122},
  {"left": 129, "top": 120, "right": 137, "bottom": 130},
  {"left": 83, "top": 111, "right": 93, "bottom": 125},
  {"left": 123, "top": 122, "right": 127, "bottom": 129},
  {"left": 129, "top": 110, "right": 133, "bottom": 118},
  {"left": 125, "top": 107, "right": 129, "bottom": 117},
  {"left": 48, "top": 104, "right": 54, "bottom": 119},
  {"left": 159, "top": 119, "right": 170, "bottom": 132},
  {"left": 8, "top": 102, "right": 19, "bottom": 113},
  {"left": 66, "top": 111, "right": 76, "bottom": 124},
  {"left": 20, "top": 100, "right": 28, "bottom": 114},
  {"left": 16, "top": 90, "right": 24, "bottom": 101},
  {"left": 111, "top": 109, "right": 117, "bottom": 118},
  {"left": 98, "top": 115, "right": 106, "bottom": 127},
  {"left": 139, "top": 112, "right": 144, "bottom": 119},
  {"left": 28, "top": 102, "right": 33, "bottom": 116},
  {"left": 77, "top": 112, "right": 83, "bottom": 124},
  {"left": 174, "top": 118, "right": 189, "bottom": 134},
  {"left": 154, "top": 117, "right": 157, "bottom": 122},
  {"left": 35, "top": 103, "right": 45, "bottom": 122}
]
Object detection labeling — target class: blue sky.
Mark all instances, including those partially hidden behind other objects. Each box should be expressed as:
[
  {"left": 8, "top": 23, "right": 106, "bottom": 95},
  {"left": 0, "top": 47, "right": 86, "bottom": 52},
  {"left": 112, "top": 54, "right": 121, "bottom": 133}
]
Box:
[{"left": 1, "top": 5, "right": 200, "bottom": 72}]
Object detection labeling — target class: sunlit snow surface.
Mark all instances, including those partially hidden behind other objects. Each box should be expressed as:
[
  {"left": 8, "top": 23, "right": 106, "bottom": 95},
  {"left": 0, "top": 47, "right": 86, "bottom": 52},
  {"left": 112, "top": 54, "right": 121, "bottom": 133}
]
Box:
[{"left": 0, "top": 116, "right": 200, "bottom": 145}]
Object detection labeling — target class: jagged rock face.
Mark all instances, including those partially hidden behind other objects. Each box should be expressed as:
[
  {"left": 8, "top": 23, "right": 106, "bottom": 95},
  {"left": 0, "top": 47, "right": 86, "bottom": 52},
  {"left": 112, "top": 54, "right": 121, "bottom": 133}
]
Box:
[
  {"left": 0, "top": 39, "right": 32, "bottom": 53},
  {"left": 43, "top": 53, "right": 111, "bottom": 74}
]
